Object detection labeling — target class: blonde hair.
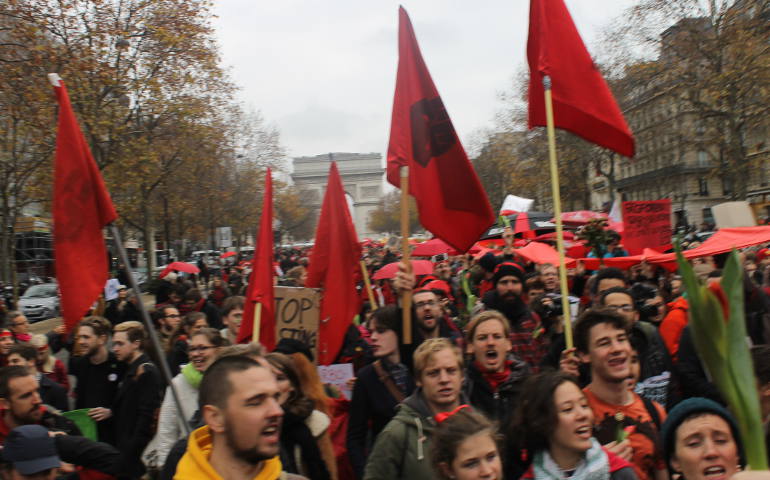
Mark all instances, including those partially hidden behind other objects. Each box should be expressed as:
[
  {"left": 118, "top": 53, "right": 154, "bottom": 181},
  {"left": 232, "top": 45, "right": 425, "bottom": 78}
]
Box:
[
  {"left": 113, "top": 321, "right": 147, "bottom": 349},
  {"left": 464, "top": 310, "right": 511, "bottom": 343},
  {"left": 413, "top": 338, "right": 463, "bottom": 379}
]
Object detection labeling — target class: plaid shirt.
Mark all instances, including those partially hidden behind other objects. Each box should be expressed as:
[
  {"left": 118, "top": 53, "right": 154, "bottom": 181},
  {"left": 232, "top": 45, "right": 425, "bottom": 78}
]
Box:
[{"left": 509, "top": 313, "right": 548, "bottom": 371}]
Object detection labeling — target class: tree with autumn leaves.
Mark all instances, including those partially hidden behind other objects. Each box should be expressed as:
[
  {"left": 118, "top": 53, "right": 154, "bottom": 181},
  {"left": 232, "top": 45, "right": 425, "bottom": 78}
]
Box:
[{"left": 0, "top": 0, "right": 306, "bottom": 279}]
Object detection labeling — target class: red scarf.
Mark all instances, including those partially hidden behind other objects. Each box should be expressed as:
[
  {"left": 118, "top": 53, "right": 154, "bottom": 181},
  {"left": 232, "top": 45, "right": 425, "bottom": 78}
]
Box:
[{"left": 475, "top": 360, "right": 512, "bottom": 392}]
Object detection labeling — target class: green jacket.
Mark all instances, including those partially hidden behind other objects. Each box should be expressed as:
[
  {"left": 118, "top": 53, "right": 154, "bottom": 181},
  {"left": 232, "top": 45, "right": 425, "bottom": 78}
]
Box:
[{"left": 362, "top": 390, "right": 437, "bottom": 480}]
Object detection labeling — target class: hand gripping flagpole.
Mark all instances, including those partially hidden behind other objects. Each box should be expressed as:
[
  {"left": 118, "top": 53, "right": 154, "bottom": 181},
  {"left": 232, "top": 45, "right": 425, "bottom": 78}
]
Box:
[
  {"left": 543, "top": 76, "right": 574, "bottom": 350},
  {"left": 400, "top": 166, "right": 413, "bottom": 344},
  {"left": 108, "top": 223, "right": 191, "bottom": 435}
]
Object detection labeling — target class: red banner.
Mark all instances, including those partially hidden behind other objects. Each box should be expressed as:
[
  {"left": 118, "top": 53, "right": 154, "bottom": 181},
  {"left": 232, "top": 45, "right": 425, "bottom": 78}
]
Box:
[{"left": 621, "top": 200, "right": 672, "bottom": 255}]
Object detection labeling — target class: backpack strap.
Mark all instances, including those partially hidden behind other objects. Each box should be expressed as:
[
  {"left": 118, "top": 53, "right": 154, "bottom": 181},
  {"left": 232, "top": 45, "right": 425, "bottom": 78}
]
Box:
[
  {"left": 641, "top": 395, "right": 661, "bottom": 430},
  {"left": 373, "top": 360, "right": 405, "bottom": 403}
]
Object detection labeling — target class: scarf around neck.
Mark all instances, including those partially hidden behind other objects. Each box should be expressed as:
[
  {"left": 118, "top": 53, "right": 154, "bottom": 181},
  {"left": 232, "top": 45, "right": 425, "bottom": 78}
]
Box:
[
  {"left": 182, "top": 362, "right": 203, "bottom": 389},
  {"left": 533, "top": 438, "right": 609, "bottom": 480}
]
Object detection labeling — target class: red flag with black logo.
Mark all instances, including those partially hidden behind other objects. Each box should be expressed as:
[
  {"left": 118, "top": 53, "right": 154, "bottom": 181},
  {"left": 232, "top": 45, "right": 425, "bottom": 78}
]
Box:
[
  {"left": 386, "top": 7, "right": 495, "bottom": 253},
  {"left": 306, "top": 162, "right": 361, "bottom": 365},
  {"left": 51, "top": 77, "right": 118, "bottom": 330},
  {"left": 528, "top": 0, "right": 635, "bottom": 157},
  {"left": 238, "top": 169, "right": 276, "bottom": 347}
]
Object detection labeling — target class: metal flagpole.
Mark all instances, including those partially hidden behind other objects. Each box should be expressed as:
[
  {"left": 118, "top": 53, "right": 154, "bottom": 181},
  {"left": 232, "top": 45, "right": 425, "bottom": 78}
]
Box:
[
  {"left": 543, "top": 76, "right": 574, "bottom": 350},
  {"left": 109, "top": 224, "right": 191, "bottom": 434}
]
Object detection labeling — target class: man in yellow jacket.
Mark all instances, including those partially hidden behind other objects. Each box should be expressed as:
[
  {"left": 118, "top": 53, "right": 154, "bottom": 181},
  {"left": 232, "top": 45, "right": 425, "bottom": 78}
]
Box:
[{"left": 174, "top": 355, "right": 291, "bottom": 480}]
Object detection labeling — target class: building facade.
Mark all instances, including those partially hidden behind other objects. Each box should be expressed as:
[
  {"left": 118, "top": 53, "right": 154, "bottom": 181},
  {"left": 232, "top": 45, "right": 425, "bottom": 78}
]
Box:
[{"left": 291, "top": 152, "right": 384, "bottom": 239}]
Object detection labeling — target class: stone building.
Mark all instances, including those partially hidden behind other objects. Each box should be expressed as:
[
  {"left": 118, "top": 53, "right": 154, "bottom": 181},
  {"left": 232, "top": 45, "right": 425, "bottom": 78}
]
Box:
[{"left": 291, "top": 152, "right": 384, "bottom": 239}]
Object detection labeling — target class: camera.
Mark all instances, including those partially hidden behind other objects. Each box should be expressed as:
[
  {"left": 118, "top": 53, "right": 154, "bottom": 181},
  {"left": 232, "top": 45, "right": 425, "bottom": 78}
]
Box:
[{"left": 541, "top": 293, "right": 564, "bottom": 317}]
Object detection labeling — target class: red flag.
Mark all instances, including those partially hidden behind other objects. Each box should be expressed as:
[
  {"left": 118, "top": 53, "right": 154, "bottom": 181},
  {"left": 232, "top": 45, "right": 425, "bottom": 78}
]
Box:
[
  {"left": 386, "top": 7, "right": 495, "bottom": 253},
  {"left": 306, "top": 162, "right": 361, "bottom": 365},
  {"left": 528, "top": 0, "right": 635, "bottom": 157},
  {"left": 238, "top": 169, "right": 276, "bottom": 347},
  {"left": 51, "top": 76, "right": 118, "bottom": 331}
]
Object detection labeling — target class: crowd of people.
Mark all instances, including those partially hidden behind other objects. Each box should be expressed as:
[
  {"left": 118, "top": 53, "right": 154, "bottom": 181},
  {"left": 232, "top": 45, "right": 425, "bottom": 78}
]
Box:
[{"left": 0, "top": 229, "right": 768, "bottom": 480}]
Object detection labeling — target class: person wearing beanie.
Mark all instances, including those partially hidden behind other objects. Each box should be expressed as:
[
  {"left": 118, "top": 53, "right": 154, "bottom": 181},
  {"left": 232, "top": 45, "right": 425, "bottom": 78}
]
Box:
[
  {"left": 476, "top": 252, "right": 500, "bottom": 298},
  {"left": 476, "top": 262, "right": 547, "bottom": 369},
  {"left": 661, "top": 397, "right": 745, "bottom": 480}
]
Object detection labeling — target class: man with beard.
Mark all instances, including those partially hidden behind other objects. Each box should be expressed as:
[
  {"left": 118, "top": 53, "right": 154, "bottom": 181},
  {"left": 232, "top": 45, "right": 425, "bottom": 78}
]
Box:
[
  {"left": 0, "top": 366, "right": 80, "bottom": 444},
  {"left": 478, "top": 262, "right": 547, "bottom": 368},
  {"left": 174, "top": 355, "right": 301, "bottom": 480},
  {"left": 68, "top": 316, "right": 125, "bottom": 444},
  {"left": 0, "top": 328, "right": 14, "bottom": 366},
  {"left": 462, "top": 311, "right": 529, "bottom": 426},
  {"left": 412, "top": 289, "right": 462, "bottom": 346},
  {"left": 575, "top": 309, "right": 667, "bottom": 480}
]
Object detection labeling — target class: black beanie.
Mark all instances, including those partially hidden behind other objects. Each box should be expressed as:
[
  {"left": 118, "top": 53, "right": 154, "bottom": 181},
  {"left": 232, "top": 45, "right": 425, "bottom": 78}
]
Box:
[
  {"left": 478, "top": 252, "right": 500, "bottom": 273},
  {"left": 273, "top": 338, "right": 314, "bottom": 363},
  {"left": 661, "top": 397, "right": 745, "bottom": 474},
  {"left": 492, "top": 262, "right": 525, "bottom": 286}
]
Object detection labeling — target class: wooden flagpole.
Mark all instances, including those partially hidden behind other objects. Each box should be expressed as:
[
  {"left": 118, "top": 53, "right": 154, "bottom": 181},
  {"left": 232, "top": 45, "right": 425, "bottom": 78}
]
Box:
[
  {"left": 252, "top": 302, "right": 262, "bottom": 344},
  {"left": 543, "top": 76, "right": 574, "bottom": 350},
  {"left": 360, "top": 260, "right": 379, "bottom": 309},
  {"left": 400, "top": 166, "right": 413, "bottom": 344}
]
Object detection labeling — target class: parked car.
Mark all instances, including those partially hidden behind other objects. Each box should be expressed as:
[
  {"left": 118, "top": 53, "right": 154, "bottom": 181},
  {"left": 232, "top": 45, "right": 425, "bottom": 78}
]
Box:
[{"left": 17, "top": 283, "right": 59, "bottom": 322}]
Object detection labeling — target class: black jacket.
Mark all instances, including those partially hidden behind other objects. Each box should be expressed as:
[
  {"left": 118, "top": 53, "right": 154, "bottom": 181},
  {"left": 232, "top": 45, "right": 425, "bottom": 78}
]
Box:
[
  {"left": 38, "top": 375, "right": 68, "bottom": 412},
  {"left": 55, "top": 435, "right": 122, "bottom": 475},
  {"left": 347, "top": 361, "right": 415, "bottom": 479},
  {"left": 463, "top": 357, "right": 530, "bottom": 427},
  {"left": 112, "top": 353, "right": 163, "bottom": 478}
]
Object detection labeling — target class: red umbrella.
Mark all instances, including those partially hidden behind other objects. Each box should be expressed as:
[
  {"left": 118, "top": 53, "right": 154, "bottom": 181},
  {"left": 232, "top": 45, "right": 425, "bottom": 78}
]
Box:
[
  {"left": 534, "top": 231, "right": 576, "bottom": 241},
  {"left": 558, "top": 210, "right": 607, "bottom": 225},
  {"left": 481, "top": 211, "right": 555, "bottom": 239},
  {"left": 372, "top": 260, "right": 434, "bottom": 280},
  {"left": 220, "top": 251, "right": 237, "bottom": 258},
  {"left": 159, "top": 261, "right": 200, "bottom": 278},
  {"left": 412, "top": 238, "right": 459, "bottom": 257}
]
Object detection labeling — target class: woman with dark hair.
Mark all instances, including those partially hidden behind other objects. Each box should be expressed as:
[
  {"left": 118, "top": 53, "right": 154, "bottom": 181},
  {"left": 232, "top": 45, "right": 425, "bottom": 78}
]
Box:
[
  {"left": 166, "top": 312, "right": 208, "bottom": 376},
  {"left": 347, "top": 305, "right": 416, "bottom": 479},
  {"left": 661, "top": 397, "right": 745, "bottom": 480},
  {"left": 266, "top": 352, "right": 332, "bottom": 480},
  {"left": 431, "top": 406, "right": 503, "bottom": 480},
  {"left": 506, "top": 371, "right": 636, "bottom": 480},
  {"left": 151, "top": 328, "right": 226, "bottom": 466}
]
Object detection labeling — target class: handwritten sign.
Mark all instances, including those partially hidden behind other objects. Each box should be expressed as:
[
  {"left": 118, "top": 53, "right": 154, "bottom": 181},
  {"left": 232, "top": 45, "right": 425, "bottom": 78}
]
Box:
[
  {"left": 274, "top": 287, "right": 320, "bottom": 361},
  {"left": 317, "top": 363, "right": 354, "bottom": 400},
  {"left": 621, "top": 200, "right": 672, "bottom": 255}
]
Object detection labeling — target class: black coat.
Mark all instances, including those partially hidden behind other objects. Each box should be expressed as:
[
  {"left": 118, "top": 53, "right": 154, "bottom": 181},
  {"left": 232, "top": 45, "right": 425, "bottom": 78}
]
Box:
[
  {"left": 55, "top": 435, "right": 122, "bottom": 476},
  {"left": 38, "top": 375, "right": 68, "bottom": 412},
  {"left": 112, "top": 353, "right": 163, "bottom": 479},
  {"left": 347, "top": 361, "right": 415, "bottom": 479},
  {"left": 463, "top": 357, "right": 530, "bottom": 427}
]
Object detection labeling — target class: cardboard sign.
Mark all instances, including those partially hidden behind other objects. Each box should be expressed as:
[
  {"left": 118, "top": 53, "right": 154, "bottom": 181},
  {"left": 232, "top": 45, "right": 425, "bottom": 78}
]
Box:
[
  {"left": 621, "top": 200, "right": 672, "bottom": 254},
  {"left": 317, "top": 363, "right": 354, "bottom": 400},
  {"left": 274, "top": 286, "right": 320, "bottom": 361},
  {"left": 712, "top": 201, "right": 756, "bottom": 229}
]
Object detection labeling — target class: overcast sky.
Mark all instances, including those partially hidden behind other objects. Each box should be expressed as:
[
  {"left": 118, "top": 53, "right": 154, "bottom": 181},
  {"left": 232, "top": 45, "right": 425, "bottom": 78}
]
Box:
[{"left": 211, "top": 1, "right": 637, "bottom": 162}]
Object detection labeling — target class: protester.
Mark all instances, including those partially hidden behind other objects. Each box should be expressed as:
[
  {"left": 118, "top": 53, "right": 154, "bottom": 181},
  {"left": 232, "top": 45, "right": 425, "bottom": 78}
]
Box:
[
  {"left": 154, "top": 328, "right": 226, "bottom": 465},
  {"left": 219, "top": 296, "right": 244, "bottom": 345},
  {"left": 572, "top": 309, "right": 667, "bottom": 480},
  {"left": 105, "top": 285, "right": 141, "bottom": 325},
  {"left": 750, "top": 345, "right": 770, "bottom": 459},
  {"left": 0, "top": 329, "right": 13, "bottom": 367},
  {"left": 265, "top": 353, "right": 331, "bottom": 480},
  {"left": 0, "top": 424, "right": 62, "bottom": 480},
  {"left": 28, "top": 334, "right": 68, "bottom": 391},
  {"left": 430, "top": 406, "right": 502, "bottom": 480},
  {"left": 507, "top": 371, "right": 636, "bottom": 480},
  {"left": 462, "top": 310, "right": 530, "bottom": 426},
  {"left": 6, "top": 344, "right": 67, "bottom": 412},
  {"left": 173, "top": 355, "right": 303, "bottom": 480},
  {"left": 111, "top": 321, "right": 163, "bottom": 479},
  {"left": 207, "top": 278, "right": 231, "bottom": 309},
  {"left": 589, "top": 268, "right": 627, "bottom": 303},
  {"left": 181, "top": 289, "right": 222, "bottom": 329},
  {"left": 348, "top": 305, "right": 416, "bottom": 479},
  {"left": 477, "top": 262, "right": 547, "bottom": 368},
  {"left": 413, "top": 289, "right": 462, "bottom": 345},
  {"left": 0, "top": 366, "right": 80, "bottom": 443},
  {"left": 167, "top": 312, "right": 209, "bottom": 376},
  {"left": 661, "top": 398, "right": 745, "bottom": 480},
  {"left": 5, "top": 313, "right": 30, "bottom": 344},
  {"left": 363, "top": 338, "right": 466, "bottom": 479},
  {"left": 156, "top": 305, "right": 182, "bottom": 349},
  {"left": 69, "top": 316, "right": 125, "bottom": 444}
]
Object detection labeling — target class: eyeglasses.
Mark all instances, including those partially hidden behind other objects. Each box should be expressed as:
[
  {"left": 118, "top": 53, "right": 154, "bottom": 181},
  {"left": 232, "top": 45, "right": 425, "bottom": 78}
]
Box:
[
  {"left": 415, "top": 300, "right": 437, "bottom": 309},
  {"left": 606, "top": 304, "right": 634, "bottom": 313},
  {"left": 188, "top": 346, "right": 216, "bottom": 353},
  {"left": 164, "top": 314, "right": 181, "bottom": 318},
  {"left": 11, "top": 320, "right": 28, "bottom": 327}
]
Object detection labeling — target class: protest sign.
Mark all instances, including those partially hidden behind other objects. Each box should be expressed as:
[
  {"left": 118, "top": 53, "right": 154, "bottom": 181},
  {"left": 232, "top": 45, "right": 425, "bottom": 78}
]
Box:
[
  {"left": 274, "top": 286, "right": 320, "bottom": 361},
  {"left": 317, "top": 363, "right": 354, "bottom": 400},
  {"left": 104, "top": 278, "right": 120, "bottom": 301},
  {"left": 621, "top": 200, "right": 672, "bottom": 254},
  {"left": 712, "top": 201, "right": 756, "bottom": 229}
]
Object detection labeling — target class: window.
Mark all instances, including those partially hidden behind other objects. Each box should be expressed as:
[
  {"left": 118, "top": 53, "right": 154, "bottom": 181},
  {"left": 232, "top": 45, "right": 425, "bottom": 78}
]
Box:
[
  {"left": 698, "top": 178, "right": 709, "bottom": 196},
  {"left": 697, "top": 151, "right": 709, "bottom": 166},
  {"left": 722, "top": 177, "right": 733, "bottom": 196}
]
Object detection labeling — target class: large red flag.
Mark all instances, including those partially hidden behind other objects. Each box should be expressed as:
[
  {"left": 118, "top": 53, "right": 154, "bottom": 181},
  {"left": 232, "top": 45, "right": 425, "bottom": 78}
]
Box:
[
  {"left": 306, "top": 162, "right": 361, "bottom": 365},
  {"left": 238, "top": 169, "right": 276, "bottom": 347},
  {"left": 386, "top": 7, "right": 495, "bottom": 253},
  {"left": 51, "top": 76, "right": 118, "bottom": 331},
  {"left": 528, "top": 0, "right": 635, "bottom": 157}
]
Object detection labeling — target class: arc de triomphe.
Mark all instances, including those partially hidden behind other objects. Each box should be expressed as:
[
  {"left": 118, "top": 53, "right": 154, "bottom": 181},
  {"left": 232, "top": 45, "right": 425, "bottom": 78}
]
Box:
[{"left": 291, "top": 152, "right": 384, "bottom": 239}]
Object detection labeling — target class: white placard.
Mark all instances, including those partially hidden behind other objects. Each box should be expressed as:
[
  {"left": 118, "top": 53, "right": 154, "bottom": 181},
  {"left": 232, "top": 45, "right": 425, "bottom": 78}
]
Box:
[
  {"left": 104, "top": 278, "right": 120, "bottom": 301},
  {"left": 317, "top": 363, "right": 354, "bottom": 400}
]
